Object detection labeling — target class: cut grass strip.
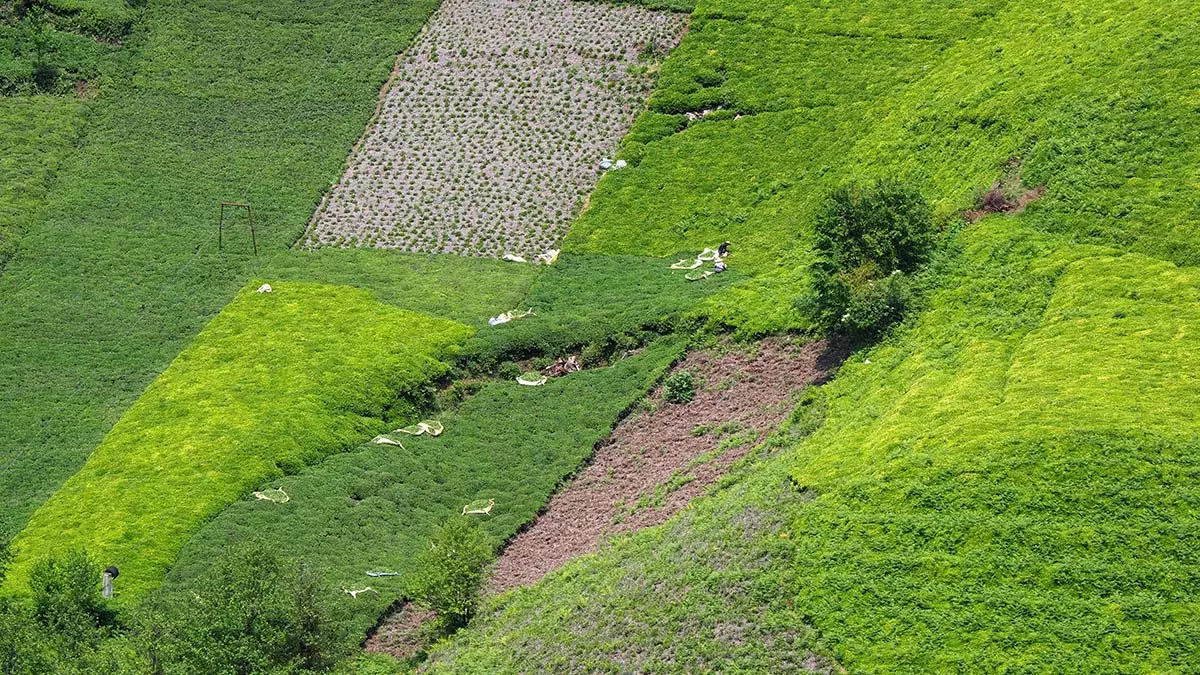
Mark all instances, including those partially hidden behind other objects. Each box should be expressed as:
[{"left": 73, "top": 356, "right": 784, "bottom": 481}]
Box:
[
  {"left": 5, "top": 282, "right": 471, "bottom": 602},
  {"left": 162, "top": 336, "right": 685, "bottom": 635}
]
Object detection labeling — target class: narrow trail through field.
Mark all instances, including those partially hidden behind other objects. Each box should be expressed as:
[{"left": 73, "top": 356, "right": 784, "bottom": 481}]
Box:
[{"left": 488, "top": 337, "right": 848, "bottom": 592}]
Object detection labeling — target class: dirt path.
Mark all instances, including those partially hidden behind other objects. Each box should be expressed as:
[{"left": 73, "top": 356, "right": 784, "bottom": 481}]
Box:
[{"left": 488, "top": 337, "right": 846, "bottom": 593}]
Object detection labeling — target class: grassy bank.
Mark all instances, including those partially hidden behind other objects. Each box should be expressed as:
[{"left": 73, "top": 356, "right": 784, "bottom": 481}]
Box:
[{"left": 163, "top": 337, "right": 685, "bottom": 635}]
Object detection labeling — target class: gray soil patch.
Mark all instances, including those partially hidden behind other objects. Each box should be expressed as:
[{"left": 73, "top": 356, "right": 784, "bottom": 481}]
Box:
[
  {"left": 303, "top": 0, "right": 687, "bottom": 258},
  {"left": 488, "top": 337, "right": 847, "bottom": 593}
]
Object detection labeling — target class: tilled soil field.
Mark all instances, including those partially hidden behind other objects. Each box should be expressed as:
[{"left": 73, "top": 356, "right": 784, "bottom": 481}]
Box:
[
  {"left": 488, "top": 337, "right": 847, "bottom": 592},
  {"left": 303, "top": 0, "right": 687, "bottom": 258}
]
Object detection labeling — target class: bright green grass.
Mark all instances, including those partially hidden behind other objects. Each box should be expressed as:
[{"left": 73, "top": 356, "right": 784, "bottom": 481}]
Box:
[
  {"left": 427, "top": 0, "right": 1200, "bottom": 669},
  {"left": 566, "top": 0, "right": 1200, "bottom": 333},
  {"left": 428, "top": 220, "right": 1200, "bottom": 673},
  {"left": 4, "top": 282, "right": 471, "bottom": 602},
  {"left": 162, "top": 337, "right": 685, "bottom": 636},
  {"left": 0, "top": 0, "right": 440, "bottom": 546}
]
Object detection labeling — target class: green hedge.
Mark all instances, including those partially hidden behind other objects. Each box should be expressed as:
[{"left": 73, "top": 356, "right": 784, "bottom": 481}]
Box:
[{"left": 5, "top": 282, "right": 471, "bottom": 602}]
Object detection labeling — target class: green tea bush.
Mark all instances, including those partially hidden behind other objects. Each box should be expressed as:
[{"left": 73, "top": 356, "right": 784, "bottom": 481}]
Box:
[
  {"left": 662, "top": 370, "right": 697, "bottom": 404},
  {"left": 162, "top": 338, "right": 684, "bottom": 637},
  {"left": 802, "top": 181, "right": 934, "bottom": 339},
  {"left": 407, "top": 518, "right": 492, "bottom": 630},
  {"left": 5, "top": 283, "right": 471, "bottom": 602}
]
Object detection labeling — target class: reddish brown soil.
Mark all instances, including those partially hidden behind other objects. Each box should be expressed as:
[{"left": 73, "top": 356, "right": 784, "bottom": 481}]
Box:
[
  {"left": 488, "top": 337, "right": 847, "bottom": 593},
  {"left": 965, "top": 184, "right": 1046, "bottom": 223},
  {"left": 364, "top": 601, "right": 438, "bottom": 660}
]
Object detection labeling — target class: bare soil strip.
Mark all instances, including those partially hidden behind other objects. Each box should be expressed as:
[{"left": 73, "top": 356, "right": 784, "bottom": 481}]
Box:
[{"left": 488, "top": 337, "right": 847, "bottom": 593}]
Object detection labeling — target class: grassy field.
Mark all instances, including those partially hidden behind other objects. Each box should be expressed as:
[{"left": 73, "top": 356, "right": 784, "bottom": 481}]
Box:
[
  {"left": 0, "top": 0, "right": 442, "bottom": 546},
  {"left": 429, "top": 220, "right": 1200, "bottom": 673},
  {"left": 0, "top": 96, "right": 88, "bottom": 270},
  {"left": 563, "top": 0, "right": 1200, "bottom": 334},
  {"left": 4, "top": 282, "right": 471, "bottom": 601},
  {"left": 162, "top": 337, "right": 684, "bottom": 635},
  {"left": 427, "top": 0, "right": 1200, "bottom": 670}
]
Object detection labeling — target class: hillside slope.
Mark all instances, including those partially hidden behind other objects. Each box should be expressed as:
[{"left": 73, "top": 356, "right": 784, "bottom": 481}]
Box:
[
  {"left": 427, "top": 0, "right": 1200, "bottom": 671},
  {"left": 0, "top": 0, "right": 441, "bottom": 543}
]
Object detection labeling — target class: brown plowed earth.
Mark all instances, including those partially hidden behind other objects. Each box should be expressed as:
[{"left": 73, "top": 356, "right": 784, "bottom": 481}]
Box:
[
  {"left": 365, "top": 601, "right": 437, "bottom": 660},
  {"left": 488, "top": 337, "right": 847, "bottom": 593}
]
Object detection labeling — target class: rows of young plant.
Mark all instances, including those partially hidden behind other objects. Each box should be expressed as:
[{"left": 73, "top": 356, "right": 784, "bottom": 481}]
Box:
[
  {"left": 303, "top": 0, "right": 687, "bottom": 258},
  {"left": 0, "top": 0, "right": 443, "bottom": 545},
  {"left": 4, "top": 282, "right": 472, "bottom": 602},
  {"left": 427, "top": 0, "right": 1200, "bottom": 670},
  {"left": 162, "top": 336, "right": 684, "bottom": 638}
]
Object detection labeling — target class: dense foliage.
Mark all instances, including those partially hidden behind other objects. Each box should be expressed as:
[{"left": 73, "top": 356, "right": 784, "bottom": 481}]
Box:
[
  {"left": 5, "top": 282, "right": 471, "bottom": 602},
  {"left": 133, "top": 544, "right": 349, "bottom": 673},
  {"left": 803, "top": 181, "right": 936, "bottom": 338},
  {"left": 407, "top": 519, "right": 492, "bottom": 630}
]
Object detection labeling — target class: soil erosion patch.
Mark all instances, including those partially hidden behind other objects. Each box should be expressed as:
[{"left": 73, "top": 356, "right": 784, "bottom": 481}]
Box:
[
  {"left": 304, "top": 0, "right": 687, "bottom": 258},
  {"left": 489, "top": 337, "right": 846, "bottom": 593}
]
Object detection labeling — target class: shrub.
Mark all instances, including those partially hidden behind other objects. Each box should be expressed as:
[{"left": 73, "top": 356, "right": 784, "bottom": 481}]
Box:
[
  {"left": 497, "top": 361, "right": 521, "bottom": 380},
  {"left": 29, "top": 549, "right": 113, "bottom": 636},
  {"left": 132, "top": 543, "right": 348, "bottom": 673},
  {"left": 802, "top": 181, "right": 935, "bottom": 339},
  {"left": 662, "top": 370, "right": 698, "bottom": 404},
  {"left": 813, "top": 180, "right": 935, "bottom": 273},
  {"left": 407, "top": 518, "right": 492, "bottom": 630}
]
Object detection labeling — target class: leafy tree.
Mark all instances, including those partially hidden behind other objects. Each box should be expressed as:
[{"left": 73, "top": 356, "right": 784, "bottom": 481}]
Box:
[
  {"left": 20, "top": 1, "right": 59, "bottom": 90},
  {"left": 407, "top": 518, "right": 492, "bottom": 630},
  {"left": 132, "top": 543, "right": 348, "bottom": 673},
  {"left": 802, "top": 180, "right": 936, "bottom": 339},
  {"left": 28, "top": 549, "right": 115, "bottom": 646}
]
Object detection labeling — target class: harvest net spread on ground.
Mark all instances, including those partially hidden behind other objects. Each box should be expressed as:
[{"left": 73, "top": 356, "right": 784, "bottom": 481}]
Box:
[{"left": 302, "top": 0, "right": 686, "bottom": 258}]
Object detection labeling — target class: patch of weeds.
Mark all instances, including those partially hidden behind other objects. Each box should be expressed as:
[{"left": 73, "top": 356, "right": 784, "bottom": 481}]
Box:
[{"left": 663, "top": 370, "right": 699, "bottom": 404}]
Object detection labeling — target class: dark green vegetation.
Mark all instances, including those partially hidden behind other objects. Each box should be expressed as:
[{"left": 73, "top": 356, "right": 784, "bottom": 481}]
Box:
[
  {"left": 0, "top": 0, "right": 442, "bottom": 548},
  {"left": 162, "top": 338, "right": 682, "bottom": 637},
  {"left": 0, "top": 1, "right": 123, "bottom": 94},
  {"left": 4, "top": 0, "right": 1199, "bottom": 670},
  {"left": 428, "top": 0, "right": 1200, "bottom": 671},
  {"left": 465, "top": 252, "right": 735, "bottom": 367},
  {"left": 408, "top": 519, "right": 492, "bottom": 631},
  {"left": 0, "top": 95, "right": 87, "bottom": 269},
  {"left": 2, "top": 542, "right": 354, "bottom": 673},
  {"left": 6, "top": 282, "right": 470, "bottom": 602},
  {"left": 804, "top": 180, "right": 936, "bottom": 338}
]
